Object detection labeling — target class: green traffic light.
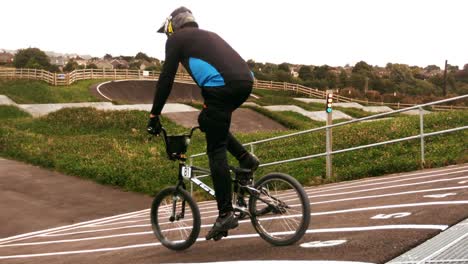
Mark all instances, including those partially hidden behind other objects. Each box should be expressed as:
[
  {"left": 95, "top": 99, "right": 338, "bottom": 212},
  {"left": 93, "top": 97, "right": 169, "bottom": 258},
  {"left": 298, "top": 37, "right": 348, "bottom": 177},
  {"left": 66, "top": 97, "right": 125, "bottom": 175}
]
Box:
[{"left": 326, "top": 108, "right": 332, "bottom": 113}]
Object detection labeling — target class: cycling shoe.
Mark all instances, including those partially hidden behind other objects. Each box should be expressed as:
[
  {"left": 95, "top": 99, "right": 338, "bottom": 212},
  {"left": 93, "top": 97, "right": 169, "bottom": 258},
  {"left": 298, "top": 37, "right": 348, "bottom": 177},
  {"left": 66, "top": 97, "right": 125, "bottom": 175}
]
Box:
[{"left": 206, "top": 211, "right": 238, "bottom": 241}]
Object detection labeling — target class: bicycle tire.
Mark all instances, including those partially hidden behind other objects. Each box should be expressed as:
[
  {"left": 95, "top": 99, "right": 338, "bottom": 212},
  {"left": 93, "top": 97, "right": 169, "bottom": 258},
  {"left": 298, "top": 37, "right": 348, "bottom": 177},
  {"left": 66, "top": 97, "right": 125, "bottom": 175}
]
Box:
[
  {"left": 249, "top": 173, "right": 310, "bottom": 246},
  {"left": 151, "top": 186, "right": 201, "bottom": 250}
]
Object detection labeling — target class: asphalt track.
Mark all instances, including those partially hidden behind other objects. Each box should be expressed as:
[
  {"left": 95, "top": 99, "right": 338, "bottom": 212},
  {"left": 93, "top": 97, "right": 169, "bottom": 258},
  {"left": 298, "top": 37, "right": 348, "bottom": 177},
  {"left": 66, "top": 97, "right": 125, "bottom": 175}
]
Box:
[
  {"left": 1, "top": 158, "right": 467, "bottom": 264},
  {"left": 89, "top": 80, "right": 287, "bottom": 133},
  {"left": 90, "top": 80, "right": 204, "bottom": 104}
]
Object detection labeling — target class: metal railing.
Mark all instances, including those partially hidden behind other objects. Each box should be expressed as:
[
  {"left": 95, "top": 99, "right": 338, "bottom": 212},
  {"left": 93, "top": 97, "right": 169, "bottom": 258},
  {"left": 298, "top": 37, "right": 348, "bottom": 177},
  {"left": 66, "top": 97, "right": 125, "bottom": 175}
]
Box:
[{"left": 189, "top": 94, "right": 468, "bottom": 183}]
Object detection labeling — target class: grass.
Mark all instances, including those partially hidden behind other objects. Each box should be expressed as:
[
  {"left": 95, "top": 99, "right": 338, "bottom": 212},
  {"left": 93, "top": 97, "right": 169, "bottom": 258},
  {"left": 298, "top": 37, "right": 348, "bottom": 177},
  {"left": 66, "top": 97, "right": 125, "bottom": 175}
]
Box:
[
  {"left": 243, "top": 105, "right": 325, "bottom": 130},
  {"left": 0, "top": 106, "right": 466, "bottom": 198},
  {"left": 252, "top": 88, "right": 388, "bottom": 119},
  {"left": 0, "top": 79, "right": 108, "bottom": 104},
  {"left": 0, "top": 105, "right": 31, "bottom": 119},
  {"left": 0, "top": 80, "right": 466, "bottom": 198},
  {"left": 252, "top": 88, "right": 323, "bottom": 111}
]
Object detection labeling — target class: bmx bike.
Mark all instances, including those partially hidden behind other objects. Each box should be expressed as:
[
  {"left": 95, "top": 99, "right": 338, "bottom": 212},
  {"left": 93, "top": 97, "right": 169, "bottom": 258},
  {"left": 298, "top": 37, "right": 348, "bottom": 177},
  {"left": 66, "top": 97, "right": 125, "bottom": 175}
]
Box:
[{"left": 150, "top": 127, "right": 310, "bottom": 250}]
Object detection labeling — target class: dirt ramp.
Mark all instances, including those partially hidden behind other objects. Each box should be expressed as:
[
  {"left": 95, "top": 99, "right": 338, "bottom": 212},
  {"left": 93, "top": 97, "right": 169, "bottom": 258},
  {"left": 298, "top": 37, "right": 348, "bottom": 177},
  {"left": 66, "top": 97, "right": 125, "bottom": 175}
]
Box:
[
  {"left": 94, "top": 80, "right": 203, "bottom": 104},
  {"left": 164, "top": 108, "right": 286, "bottom": 133}
]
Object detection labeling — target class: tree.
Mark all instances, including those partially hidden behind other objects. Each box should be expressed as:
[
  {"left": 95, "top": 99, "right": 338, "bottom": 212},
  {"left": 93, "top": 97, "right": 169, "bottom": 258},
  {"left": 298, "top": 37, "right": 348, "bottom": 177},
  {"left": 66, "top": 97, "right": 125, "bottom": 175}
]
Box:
[
  {"left": 129, "top": 61, "right": 142, "bottom": 70},
  {"left": 447, "top": 64, "right": 459, "bottom": 73},
  {"left": 145, "top": 65, "right": 159, "bottom": 72},
  {"left": 386, "top": 63, "right": 414, "bottom": 84},
  {"left": 411, "top": 66, "right": 425, "bottom": 80},
  {"left": 275, "top": 70, "right": 293, "bottom": 83},
  {"left": 352, "top": 61, "right": 373, "bottom": 76},
  {"left": 298, "top": 65, "right": 313, "bottom": 81},
  {"left": 13, "top": 48, "right": 51, "bottom": 69},
  {"left": 350, "top": 72, "right": 366, "bottom": 91},
  {"left": 278, "top": 62, "right": 290, "bottom": 72},
  {"left": 64, "top": 60, "right": 79, "bottom": 72},
  {"left": 424, "top": 65, "right": 441, "bottom": 71},
  {"left": 135, "top": 52, "right": 151, "bottom": 62},
  {"left": 104, "top": 54, "right": 113, "bottom": 60},
  {"left": 246, "top": 59, "right": 256, "bottom": 69},
  {"left": 119, "top": 55, "right": 133, "bottom": 62},
  {"left": 337, "top": 70, "right": 348, "bottom": 88},
  {"left": 455, "top": 64, "right": 468, "bottom": 83},
  {"left": 87, "top": 63, "right": 98, "bottom": 69},
  {"left": 312, "top": 65, "right": 330, "bottom": 80}
]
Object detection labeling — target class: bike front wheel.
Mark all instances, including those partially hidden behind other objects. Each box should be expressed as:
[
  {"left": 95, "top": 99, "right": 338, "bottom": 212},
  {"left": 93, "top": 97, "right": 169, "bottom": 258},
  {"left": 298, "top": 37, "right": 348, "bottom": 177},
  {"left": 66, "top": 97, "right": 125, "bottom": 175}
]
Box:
[
  {"left": 249, "top": 173, "right": 310, "bottom": 246},
  {"left": 151, "top": 186, "right": 201, "bottom": 251}
]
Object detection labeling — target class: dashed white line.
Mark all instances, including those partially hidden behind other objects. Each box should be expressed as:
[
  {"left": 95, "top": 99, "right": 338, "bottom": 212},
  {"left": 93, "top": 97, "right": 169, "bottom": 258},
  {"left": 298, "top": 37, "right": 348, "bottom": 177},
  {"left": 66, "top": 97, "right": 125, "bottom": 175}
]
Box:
[
  {"left": 32, "top": 200, "right": 468, "bottom": 238},
  {"left": 0, "top": 209, "right": 149, "bottom": 245},
  {"left": 301, "top": 166, "right": 468, "bottom": 194},
  {"left": 0, "top": 225, "right": 446, "bottom": 259}
]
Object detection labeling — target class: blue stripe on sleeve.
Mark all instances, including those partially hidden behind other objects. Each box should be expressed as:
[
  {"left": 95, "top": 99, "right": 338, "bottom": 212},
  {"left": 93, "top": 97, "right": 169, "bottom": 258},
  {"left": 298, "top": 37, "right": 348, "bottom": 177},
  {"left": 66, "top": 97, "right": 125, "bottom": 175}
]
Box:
[{"left": 189, "top": 58, "right": 225, "bottom": 87}]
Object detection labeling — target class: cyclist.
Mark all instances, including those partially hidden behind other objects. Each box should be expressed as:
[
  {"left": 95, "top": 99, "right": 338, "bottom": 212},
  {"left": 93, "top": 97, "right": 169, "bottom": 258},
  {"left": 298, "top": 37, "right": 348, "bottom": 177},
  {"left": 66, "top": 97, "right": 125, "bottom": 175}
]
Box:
[{"left": 147, "top": 6, "right": 260, "bottom": 240}]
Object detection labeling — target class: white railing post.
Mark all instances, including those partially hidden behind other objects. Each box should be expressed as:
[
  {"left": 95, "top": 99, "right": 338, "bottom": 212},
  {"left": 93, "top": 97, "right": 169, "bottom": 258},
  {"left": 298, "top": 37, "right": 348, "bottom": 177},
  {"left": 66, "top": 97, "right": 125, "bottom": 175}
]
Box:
[{"left": 419, "top": 107, "right": 425, "bottom": 168}]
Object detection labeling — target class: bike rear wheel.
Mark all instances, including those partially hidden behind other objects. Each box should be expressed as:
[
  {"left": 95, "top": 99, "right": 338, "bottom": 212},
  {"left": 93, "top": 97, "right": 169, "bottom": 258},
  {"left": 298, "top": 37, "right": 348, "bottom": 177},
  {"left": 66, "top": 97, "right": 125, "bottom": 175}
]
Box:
[
  {"left": 151, "top": 186, "right": 201, "bottom": 250},
  {"left": 249, "top": 173, "right": 310, "bottom": 246}
]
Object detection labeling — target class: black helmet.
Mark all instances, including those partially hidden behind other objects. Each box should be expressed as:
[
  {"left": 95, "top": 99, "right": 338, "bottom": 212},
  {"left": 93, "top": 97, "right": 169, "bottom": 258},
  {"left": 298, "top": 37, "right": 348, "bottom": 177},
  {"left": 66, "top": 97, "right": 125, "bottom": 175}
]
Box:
[{"left": 157, "top": 7, "right": 198, "bottom": 36}]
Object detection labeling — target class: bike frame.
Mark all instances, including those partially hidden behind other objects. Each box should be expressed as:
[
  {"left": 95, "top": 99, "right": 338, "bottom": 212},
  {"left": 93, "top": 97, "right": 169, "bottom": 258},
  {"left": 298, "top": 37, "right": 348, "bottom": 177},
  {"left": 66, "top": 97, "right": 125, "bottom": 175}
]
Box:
[
  {"left": 177, "top": 163, "right": 216, "bottom": 197},
  {"left": 159, "top": 126, "right": 261, "bottom": 219}
]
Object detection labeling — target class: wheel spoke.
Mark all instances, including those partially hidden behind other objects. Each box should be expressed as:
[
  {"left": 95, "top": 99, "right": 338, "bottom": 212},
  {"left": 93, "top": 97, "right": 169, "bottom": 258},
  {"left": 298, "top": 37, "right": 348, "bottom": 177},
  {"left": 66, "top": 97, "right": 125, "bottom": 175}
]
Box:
[
  {"left": 250, "top": 174, "right": 310, "bottom": 246},
  {"left": 151, "top": 187, "right": 200, "bottom": 250}
]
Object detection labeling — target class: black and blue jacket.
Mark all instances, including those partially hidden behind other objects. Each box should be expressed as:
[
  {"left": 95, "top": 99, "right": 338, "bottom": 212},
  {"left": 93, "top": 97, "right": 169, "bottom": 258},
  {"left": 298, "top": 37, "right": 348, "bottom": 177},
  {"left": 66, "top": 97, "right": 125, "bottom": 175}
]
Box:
[{"left": 151, "top": 27, "right": 254, "bottom": 115}]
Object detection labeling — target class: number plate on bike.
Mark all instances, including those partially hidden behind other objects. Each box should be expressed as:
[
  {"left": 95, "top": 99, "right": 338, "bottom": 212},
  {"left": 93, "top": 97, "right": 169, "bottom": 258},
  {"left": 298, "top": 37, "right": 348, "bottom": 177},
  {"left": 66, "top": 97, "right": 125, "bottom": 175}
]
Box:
[{"left": 181, "top": 166, "right": 192, "bottom": 179}]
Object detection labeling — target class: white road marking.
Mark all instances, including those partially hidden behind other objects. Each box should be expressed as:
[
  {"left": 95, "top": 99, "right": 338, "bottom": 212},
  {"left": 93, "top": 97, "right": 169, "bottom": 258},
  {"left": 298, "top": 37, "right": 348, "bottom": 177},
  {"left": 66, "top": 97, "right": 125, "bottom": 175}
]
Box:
[
  {"left": 180, "top": 166, "right": 468, "bottom": 213},
  {"left": 95, "top": 81, "right": 114, "bottom": 101},
  {"left": 0, "top": 209, "right": 149, "bottom": 245},
  {"left": 186, "top": 260, "right": 374, "bottom": 264},
  {"left": 313, "top": 201, "right": 468, "bottom": 217},
  {"left": 301, "top": 170, "right": 468, "bottom": 198},
  {"left": 88, "top": 220, "right": 148, "bottom": 227},
  {"left": 300, "top": 240, "right": 347, "bottom": 248},
  {"left": 0, "top": 225, "right": 446, "bottom": 259},
  {"left": 306, "top": 175, "right": 468, "bottom": 200},
  {"left": 6, "top": 182, "right": 468, "bottom": 242},
  {"left": 424, "top": 193, "right": 457, "bottom": 198},
  {"left": 132, "top": 167, "right": 468, "bottom": 214},
  {"left": 171, "top": 183, "right": 468, "bottom": 215},
  {"left": 371, "top": 213, "right": 411, "bottom": 219},
  {"left": 2, "top": 165, "right": 466, "bottom": 259},
  {"left": 257, "top": 201, "right": 468, "bottom": 222},
  {"left": 0, "top": 232, "right": 153, "bottom": 247},
  {"left": 40, "top": 224, "right": 150, "bottom": 237},
  {"left": 32, "top": 200, "right": 468, "bottom": 239},
  {"left": 309, "top": 186, "right": 468, "bottom": 206},
  {"left": 301, "top": 166, "right": 468, "bottom": 194},
  {"left": 459, "top": 180, "right": 468, "bottom": 184}
]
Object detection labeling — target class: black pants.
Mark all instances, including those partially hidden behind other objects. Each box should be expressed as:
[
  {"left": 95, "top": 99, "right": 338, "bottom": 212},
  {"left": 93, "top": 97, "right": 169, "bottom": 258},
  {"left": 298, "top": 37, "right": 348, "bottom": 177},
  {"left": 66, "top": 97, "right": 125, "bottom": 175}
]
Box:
[{"left": 197, "top": 81, "right": 253, "bottom": 215}]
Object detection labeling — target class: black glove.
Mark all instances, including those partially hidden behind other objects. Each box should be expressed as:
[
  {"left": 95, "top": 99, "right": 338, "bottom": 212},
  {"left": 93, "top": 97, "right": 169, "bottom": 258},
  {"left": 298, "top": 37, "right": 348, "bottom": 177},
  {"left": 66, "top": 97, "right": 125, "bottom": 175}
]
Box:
[{"left": 147, "top": 116, "right": 162, "bottom": 135}]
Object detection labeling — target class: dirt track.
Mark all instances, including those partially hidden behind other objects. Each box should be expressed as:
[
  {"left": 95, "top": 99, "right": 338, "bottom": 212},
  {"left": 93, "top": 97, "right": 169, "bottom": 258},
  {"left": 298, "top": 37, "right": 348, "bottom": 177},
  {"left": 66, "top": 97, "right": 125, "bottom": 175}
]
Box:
[{"left": 1, "top": 158, "right": 467, "bottom": 263}]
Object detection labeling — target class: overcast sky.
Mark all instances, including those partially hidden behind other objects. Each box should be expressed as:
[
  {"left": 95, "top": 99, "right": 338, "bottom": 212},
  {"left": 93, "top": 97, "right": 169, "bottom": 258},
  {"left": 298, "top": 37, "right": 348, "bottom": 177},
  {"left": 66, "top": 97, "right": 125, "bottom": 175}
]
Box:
[{"left": 2, "top": 0, "right": 467, "bottom": 68}]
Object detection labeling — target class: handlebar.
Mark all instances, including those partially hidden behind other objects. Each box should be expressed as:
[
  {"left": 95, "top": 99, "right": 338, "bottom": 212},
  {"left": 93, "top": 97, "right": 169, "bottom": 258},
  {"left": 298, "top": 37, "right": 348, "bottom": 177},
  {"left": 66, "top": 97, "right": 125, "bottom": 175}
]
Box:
[
  {"left": 154, "top": 126, "right": 200, "bottom": 161},
  {"left": 159, "top": 126, "right": 200, "bottom": 143}
]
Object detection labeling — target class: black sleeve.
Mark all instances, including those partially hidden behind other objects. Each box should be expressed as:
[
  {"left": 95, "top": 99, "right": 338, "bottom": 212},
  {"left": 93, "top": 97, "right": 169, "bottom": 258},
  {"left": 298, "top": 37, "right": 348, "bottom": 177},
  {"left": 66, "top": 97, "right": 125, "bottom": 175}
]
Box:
[{"left": 150, "top": 37, "right": 180, "bottom": 115}]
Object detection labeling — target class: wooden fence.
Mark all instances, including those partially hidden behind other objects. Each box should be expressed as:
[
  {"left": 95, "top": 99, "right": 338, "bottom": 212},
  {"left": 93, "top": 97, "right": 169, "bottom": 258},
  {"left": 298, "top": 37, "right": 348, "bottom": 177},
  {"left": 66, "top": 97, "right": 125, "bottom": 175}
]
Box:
[
  {"left": 0, "top": 68, "right": 466, "bottom": 110},
  {"left": 0, "top": 68, "right": 194, "bottom": 86}
]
